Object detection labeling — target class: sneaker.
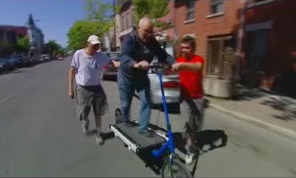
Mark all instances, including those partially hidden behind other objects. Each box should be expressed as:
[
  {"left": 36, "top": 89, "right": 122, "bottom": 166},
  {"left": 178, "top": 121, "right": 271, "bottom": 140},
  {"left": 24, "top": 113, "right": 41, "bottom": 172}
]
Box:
[
  {"left": 138, "top": 130, "right": 153, "bottom": 138},
  {"left": 95, "top": 133, "right": 104, "bottom": 145},
  {"left": 185, "top": 153, "right": 194, "bottom": 165},
  {"left": 81, "top": 121, "right": 89, "bottom": 134}
]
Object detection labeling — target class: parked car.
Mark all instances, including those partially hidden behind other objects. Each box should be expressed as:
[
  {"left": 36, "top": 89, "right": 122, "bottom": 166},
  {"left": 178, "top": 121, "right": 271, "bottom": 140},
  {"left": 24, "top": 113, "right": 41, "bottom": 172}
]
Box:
[
  {"left": 56, "top": 54, "right": 64, "bottom": 60},
  {"left": 0, "top": 59, "right": 9, "bottom": 73},
  {"left": 40, "top": 54, "right": 50, "bottom": 63},
  {"left": 0, "top": 58, "right": 15, "bottom": 72},
  {"left": 101, "top": 52, "right": 120, "bottom": 80},
  {"left": 148, "top": 43, "right": 180, "bottom": 107},
  {"left": 10, "top": 56, "right": 24, "bottom": 68},
  {"left": 148, "top": 60, "right": 180, "bottom": 107},
  {"left": 22, "top": 56, "right": 31, "bottom": 67}
]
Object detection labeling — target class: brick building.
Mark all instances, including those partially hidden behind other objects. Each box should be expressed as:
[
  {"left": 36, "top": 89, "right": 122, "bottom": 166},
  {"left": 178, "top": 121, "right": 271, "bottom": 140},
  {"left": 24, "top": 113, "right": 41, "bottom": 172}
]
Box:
[
  {"left": 112, "top": 0, "right": 295, "bottom": 97},
  {"left": 174, "top": 0, "right": 245, "bottom": 97},
  {"left": 242, "top": 0, "right": 296, "bottom": 94},
  {"left": 118, "top": 0, "right": 134, "bottom": 42},
  {"left": 0, "top": 25, "right": 28, "bottom": 57}
]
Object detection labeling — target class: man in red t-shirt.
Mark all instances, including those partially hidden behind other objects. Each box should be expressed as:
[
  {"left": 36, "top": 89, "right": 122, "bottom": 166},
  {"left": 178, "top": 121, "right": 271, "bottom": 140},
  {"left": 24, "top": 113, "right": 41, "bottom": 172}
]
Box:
[{"left": 172, "top": 36, "right": 205, "bottom": 164}]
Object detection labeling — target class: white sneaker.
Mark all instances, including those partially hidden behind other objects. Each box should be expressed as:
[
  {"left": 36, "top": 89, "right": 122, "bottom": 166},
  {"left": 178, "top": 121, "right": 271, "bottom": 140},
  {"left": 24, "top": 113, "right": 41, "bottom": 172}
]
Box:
[
  {"left": 81, "top": 121, "right": 89, "bottom": 134},
  {"left": 95, "top": 133, "right": 104, "bottom": 145},
  {"left": 185, "top": 153, "right": 194, "bottom": 165}
]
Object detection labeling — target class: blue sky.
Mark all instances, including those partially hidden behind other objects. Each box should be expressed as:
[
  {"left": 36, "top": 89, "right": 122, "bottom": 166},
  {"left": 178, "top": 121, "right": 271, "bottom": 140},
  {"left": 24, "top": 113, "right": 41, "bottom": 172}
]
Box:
[{"left": 0, "top": 0, "right": 103, "bottom": 47}]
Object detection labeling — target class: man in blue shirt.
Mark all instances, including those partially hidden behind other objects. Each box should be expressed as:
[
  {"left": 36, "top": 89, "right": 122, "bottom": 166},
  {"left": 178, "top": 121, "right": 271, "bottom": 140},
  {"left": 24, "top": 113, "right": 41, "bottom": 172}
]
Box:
[{"left": 117, "top": 17, "right": 169, "bottom": 137}]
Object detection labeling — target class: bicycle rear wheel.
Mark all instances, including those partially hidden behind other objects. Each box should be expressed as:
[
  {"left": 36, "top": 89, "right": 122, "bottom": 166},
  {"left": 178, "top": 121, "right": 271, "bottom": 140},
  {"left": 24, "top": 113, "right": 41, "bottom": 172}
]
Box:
[{"left": 161, "top": 159, "right": 192, "bottom": 178}]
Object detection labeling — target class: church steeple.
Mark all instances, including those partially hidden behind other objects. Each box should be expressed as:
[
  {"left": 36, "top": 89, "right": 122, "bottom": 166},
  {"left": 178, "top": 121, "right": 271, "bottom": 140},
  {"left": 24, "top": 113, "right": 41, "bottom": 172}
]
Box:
[{"left": 27, "top": 14, "right": 35, "bottom": 27}]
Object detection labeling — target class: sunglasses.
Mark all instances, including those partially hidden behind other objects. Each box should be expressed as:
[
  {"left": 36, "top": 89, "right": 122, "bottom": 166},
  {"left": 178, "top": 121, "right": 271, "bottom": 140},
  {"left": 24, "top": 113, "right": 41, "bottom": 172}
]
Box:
[{"left": 91, "top": 44, "right": 99, "bottom": 50}]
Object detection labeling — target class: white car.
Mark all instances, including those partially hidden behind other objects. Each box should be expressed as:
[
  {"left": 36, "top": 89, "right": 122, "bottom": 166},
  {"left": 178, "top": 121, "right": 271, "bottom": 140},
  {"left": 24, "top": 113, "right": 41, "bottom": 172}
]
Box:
[
  {"left": 149, "top": 71, "right": 180, "bottom": 106},
  {"left": 148, "top": 43, "right": 180, "bottom": 108}
]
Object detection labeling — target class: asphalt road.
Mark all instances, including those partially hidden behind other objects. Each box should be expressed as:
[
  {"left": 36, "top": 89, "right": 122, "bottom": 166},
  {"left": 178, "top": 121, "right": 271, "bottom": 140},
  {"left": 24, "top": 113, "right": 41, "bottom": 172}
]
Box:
[{"left": 0, "top": 57, "right": 296, "bottom": 177}]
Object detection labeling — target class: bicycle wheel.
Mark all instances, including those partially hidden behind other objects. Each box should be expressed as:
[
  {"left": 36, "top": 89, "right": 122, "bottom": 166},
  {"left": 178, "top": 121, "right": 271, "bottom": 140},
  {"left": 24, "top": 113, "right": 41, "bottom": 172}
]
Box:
[{"left": 161, "top": 159, "right": 192, "bottom": 178}]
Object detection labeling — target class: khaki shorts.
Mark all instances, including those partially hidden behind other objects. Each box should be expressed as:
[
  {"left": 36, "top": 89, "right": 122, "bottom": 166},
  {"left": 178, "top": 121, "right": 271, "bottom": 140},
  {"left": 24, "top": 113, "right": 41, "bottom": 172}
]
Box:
[{"left": 75, "top": 85, "right": 108, "bottom": 123}]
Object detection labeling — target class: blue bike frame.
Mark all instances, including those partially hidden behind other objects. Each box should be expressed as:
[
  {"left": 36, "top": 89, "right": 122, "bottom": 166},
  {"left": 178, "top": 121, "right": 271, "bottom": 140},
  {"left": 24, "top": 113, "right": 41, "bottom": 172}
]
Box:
[{"left": 152, "top": 73, "right": 175, "bottom": 158}]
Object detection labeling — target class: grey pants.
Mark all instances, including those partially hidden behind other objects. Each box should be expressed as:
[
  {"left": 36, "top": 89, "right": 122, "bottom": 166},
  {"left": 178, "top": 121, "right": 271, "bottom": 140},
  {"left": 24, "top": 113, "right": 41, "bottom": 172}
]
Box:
[
  {"left": 179, "top": 98, "right": 204, "bottom": 140},
  {"left": 75, "top": 85, "right": 108, "bottom": 128}
]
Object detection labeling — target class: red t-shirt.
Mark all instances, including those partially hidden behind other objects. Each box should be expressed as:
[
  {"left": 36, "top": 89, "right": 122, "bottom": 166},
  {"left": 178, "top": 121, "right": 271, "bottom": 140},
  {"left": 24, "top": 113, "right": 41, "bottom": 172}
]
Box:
[{"left": 177, "top": 55, "right": 204, "bottom": 99}]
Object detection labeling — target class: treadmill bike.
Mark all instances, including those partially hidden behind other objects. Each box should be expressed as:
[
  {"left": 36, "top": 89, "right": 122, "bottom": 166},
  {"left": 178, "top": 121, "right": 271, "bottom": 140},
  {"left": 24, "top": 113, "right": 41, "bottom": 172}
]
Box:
[{"left": 110, "top": 63, "right": 192, "bottom": 178}]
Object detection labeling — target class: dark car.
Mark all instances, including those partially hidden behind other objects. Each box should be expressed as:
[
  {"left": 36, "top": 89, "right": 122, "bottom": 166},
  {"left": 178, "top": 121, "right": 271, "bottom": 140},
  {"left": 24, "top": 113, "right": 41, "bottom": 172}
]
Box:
[
  {"left": 10, "top": 56, "right": 24, "bottom": 68},
  {"left": 21, "top": 56, "right": 31, "bottom": 67},
  {"left": 101, "top": 52, "right": 120, "bottom": 80},
  {"left": 0, "top": 59, "right": 9, "bottom": 73},
  {"left": 0, "top": 58, "right": 14, "bottom": 73}
]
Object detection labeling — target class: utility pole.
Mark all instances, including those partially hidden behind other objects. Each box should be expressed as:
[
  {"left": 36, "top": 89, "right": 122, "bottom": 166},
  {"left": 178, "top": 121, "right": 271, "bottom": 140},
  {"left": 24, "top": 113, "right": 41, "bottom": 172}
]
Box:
[
  {"left": 235, "top": 0, "right": 247, "bottom": 81},
  {"left": 113, "top": 0, "right": 117, "bottom": 51}
]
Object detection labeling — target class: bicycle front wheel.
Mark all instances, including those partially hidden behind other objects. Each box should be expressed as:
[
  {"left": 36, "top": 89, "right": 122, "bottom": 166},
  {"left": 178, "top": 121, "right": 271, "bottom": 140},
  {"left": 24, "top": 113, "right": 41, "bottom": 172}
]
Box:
[{"left": 161, "top": 159, "right": 192, "bottom": 178}]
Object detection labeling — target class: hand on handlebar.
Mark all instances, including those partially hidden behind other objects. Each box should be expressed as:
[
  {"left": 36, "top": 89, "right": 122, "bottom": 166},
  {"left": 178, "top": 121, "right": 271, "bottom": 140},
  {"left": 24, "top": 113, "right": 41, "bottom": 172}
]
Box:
[
  {"left": 150, "top": 63, "right": 175, "bottom": 74},
  {"left": 134, "top": 60, "right": 150, "bottom": 71},
  {"left": 172, "top": 63, "right": 183, "bottom": 72}
]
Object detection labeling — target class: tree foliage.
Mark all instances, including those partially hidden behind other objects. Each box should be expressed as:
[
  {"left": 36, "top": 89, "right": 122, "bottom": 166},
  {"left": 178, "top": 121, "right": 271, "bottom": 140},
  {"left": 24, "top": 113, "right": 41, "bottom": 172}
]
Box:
[
  {"left": 44, "top": 40, "right": 63, "bottom": 57},
  {"left": 16, "top": 36, "right": 30, "bottom": 54},
  {"left": 67, "top": 0, "right": 119, "bottom": 51},
  {"left": 132, "top": 0, "right": 170, "bottom": 28},
  {"left": 0, "top": 42, "right": 13, "bottom": 57},
  {"left": 67, "top": 21, "right": 103, "bottom": 51}
]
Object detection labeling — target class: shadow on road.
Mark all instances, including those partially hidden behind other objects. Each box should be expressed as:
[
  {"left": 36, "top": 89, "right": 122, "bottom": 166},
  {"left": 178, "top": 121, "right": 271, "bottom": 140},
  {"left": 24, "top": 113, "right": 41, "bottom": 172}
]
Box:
[
  {"left": 137, "top": 146, "right": 165, "bottom": 175},
  {"left": 121, "top": 123, "right": 229, "bottom": 177},
  {"left": 85, "top": 130, "right": 115, "bottom": 144},
  {"left": 261, "top": 97, "right": 296, "bottom": 120},
  {"left": 102, "top": 131, "right": 115, "bottom": 141},
  {"left": 180, "top": 129, "right": 228, "bottom": 177}
]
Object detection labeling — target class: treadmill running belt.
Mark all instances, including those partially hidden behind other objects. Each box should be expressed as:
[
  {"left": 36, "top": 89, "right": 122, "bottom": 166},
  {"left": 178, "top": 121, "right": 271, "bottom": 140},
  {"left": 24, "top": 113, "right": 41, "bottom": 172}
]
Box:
[{"left": 116, "top": 123, "right": 166, "bottom": 150}]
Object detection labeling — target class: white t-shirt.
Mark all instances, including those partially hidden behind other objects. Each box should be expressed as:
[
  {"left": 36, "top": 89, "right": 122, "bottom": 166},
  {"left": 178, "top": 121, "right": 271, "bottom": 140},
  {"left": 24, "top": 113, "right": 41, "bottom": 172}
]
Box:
[{"left": 71, "top": 49, "right": 111, "bottom": 86}]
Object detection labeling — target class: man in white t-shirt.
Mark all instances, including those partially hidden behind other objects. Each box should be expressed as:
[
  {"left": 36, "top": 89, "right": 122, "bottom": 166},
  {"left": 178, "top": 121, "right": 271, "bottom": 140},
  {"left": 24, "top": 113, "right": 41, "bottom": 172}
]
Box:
[{"left": 68, "top": 35, "right": 119, "bottom": 145}]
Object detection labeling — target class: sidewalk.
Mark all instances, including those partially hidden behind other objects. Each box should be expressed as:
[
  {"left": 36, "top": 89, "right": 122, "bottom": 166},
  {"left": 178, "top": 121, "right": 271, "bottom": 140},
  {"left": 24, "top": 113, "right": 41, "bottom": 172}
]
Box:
[{"left": 206, "top": 85, "right": 296, "bottom": 140}]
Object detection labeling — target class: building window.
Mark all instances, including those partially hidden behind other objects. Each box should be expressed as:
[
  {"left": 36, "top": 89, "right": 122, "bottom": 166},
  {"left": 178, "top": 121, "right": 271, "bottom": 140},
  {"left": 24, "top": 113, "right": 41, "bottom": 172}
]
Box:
[
  {"left": 185, "top": 0, "right": 195, "bottom": 21},
  {"left": 130, "top": 12, "right": 133, "bottom": 28},
  {"left": 122, "top": 15, "right": 126, "bottom": 30},
  {"left": 247, "top": 0, "right": 276, "bottom": 8},
  {"left": 246, "top": 30, "right": 268, "bottom": 71},
  {"left": 207, "top": 36, "right": 236, "bottom": 79},
  {"left": 210, "top": 0, "right": 224, "bottom": 15},
  {"left": 127, "top": 12, "right": 131, "bottom": 29}
]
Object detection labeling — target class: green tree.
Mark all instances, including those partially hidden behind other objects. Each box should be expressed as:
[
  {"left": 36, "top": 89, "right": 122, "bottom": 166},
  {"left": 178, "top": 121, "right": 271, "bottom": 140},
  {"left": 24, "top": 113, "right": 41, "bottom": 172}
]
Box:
[
  {"left": 67, "top": 21, "right": 102, "bottom": 51},
  {"left": 67, "top": 0, "right": 120, "bottom": 51},
  {"left": 0, "top": 42, "right": 13, "bottom": 57},
  {"left": 84, "top": 0, "right": 118, "bottom": 22},
  {"left": 44, "top": 40, "right": 62, "bottom": 57},
  {"left": 57, "top": 48, "right": 66, "bottom": 56},
  {"left": 132, "top": 0, "right": 171, "bottom": 29},
  {"left": 16, "top": 36, "right": 30, "bottom": 54}
]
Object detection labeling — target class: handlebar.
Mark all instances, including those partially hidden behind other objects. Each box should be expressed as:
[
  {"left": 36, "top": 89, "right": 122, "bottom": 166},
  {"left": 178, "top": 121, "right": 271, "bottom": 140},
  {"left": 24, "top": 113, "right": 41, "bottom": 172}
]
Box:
[{"left": 149, "top": 63, "right": 170, "bottom": 74}]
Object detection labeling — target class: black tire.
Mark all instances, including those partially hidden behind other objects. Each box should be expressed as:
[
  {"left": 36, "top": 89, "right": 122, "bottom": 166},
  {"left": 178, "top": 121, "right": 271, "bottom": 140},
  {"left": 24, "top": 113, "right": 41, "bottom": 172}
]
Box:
[
  {"left": 101, "top": 74, "right": 106, "bottom": 80},
  {"left": 161, "top": 159, "right": 192, "bottom": 178},
  {"left": 115, "top": 108, "right": 122, "bottom": 124}
]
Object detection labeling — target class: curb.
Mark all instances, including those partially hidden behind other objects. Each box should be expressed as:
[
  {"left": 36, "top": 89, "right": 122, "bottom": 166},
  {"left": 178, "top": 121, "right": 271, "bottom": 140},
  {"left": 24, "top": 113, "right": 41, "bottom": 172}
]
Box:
[{"left": 209, "top": 103, "right": 296, "bottom": 141}]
